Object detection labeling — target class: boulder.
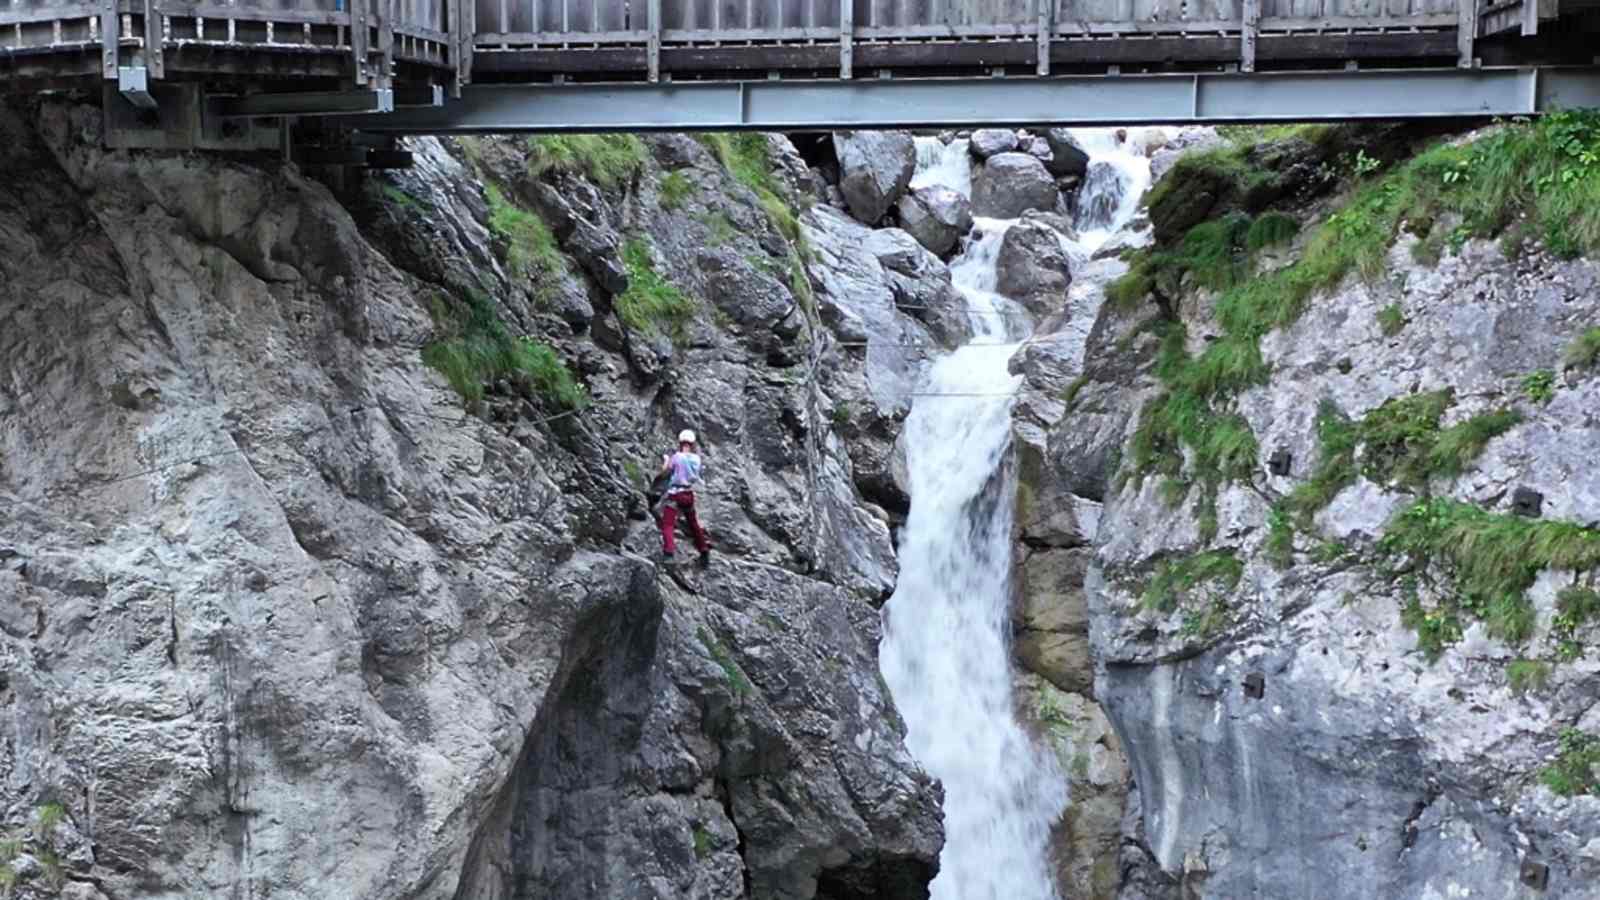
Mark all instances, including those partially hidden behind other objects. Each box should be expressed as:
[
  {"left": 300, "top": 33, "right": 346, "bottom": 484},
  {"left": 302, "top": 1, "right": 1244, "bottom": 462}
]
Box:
[
  {"left": 896, "top": 184, "right": 973, "bottom": 257},
  {"left": 1023, "top": 136, "right": 1053, "bottom": 163},
  {"left": 968, "top": 129, "right": 1020, "bottom": 159},
  {"left": 996, "top": 213, "right": 1074, "bottom": 317},
  {"left": 1043, "top": 128, "right": 1091, "bottom": 178},
  {"left": 971, "top": 152, "right": 1059, "bottom": 219},
  {"left": 832, "top": 130, "right": 916, "bottom": 224}
]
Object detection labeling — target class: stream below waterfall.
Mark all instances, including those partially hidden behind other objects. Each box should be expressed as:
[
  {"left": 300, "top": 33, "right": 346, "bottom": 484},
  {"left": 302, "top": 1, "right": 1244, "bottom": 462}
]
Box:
[{"left": 879, "top": 130, "right": 1153, "bottom": 899}]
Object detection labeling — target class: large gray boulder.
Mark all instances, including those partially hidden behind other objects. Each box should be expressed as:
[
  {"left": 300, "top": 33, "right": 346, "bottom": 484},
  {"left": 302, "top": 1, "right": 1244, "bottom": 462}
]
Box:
[
  {"left": 996, "top": 213, "right": 1075, "bottom": 317},
  {"left": 968, "top": 128, "right": 1020, "bottom": 159},
  {"left": 832, "top": 130, "right": 916, "bottom": 225},
  {"left": 971, "top": 152, "right": 1059, "bottom": 219},
  {"left": 1043, "top": 128, "right": 1092, "bottom": 177},
  {"left": 896, "top": 184, "right": 973, "bottom": 257}
]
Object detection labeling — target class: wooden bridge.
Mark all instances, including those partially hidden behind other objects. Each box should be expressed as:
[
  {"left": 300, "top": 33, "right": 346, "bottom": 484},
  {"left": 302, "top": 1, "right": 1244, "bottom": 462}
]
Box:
[{"left": 2, "top": 0, "right": 1597, "bottom": 145}]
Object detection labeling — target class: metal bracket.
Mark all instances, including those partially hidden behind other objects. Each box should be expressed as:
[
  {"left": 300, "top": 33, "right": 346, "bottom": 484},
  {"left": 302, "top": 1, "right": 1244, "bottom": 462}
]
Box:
[
  {"left": 118, "top": 66, "right": 157, "bottom": 109},
  {"left": 142, "top": 0, "right": 164, "bottom": 78}
]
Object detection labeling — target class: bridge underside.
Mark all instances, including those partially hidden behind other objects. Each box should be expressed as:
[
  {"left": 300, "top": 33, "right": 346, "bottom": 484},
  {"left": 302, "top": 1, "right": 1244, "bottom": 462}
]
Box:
[{"left": 342, "top": 66, "right": 1600, "bottom": 133}]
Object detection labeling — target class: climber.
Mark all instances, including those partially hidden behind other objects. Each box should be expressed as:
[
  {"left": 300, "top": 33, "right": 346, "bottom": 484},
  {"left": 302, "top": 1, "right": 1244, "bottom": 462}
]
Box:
[{"left": 657, "top": 428, "right": 712, "bottom": 568}]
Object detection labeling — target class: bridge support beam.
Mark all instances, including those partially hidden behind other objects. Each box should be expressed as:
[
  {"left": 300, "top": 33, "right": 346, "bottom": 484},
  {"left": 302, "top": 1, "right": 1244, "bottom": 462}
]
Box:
[{"left": 334, "top": 66, "right": 1600, "bottom": 134}]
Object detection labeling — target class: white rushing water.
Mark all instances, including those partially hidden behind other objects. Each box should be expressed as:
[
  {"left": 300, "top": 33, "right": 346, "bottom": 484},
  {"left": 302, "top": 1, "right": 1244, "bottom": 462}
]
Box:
[{"left": 879, "top": 129, "right": 1154, "bottom": 900}]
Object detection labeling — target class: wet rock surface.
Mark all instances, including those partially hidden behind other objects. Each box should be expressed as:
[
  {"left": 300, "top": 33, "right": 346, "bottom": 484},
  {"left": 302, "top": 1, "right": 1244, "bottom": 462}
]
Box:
[
  {"left": 833, "top": 131, "right": 916, "bottom": 225},
  {"left": 896, "top": 184, "right": 973, "bottom": 258},
  {"left": 971, "top": 152, "right": 1060, "bottom": 219}
]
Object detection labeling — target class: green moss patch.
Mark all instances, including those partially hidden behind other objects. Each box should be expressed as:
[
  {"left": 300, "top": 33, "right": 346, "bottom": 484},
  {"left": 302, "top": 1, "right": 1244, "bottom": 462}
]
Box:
[
  {"left": 1541, "top": 728, "right": 1600, "bottom": 796},
  {"left": 1564, "top": 327, "right": 1600, "bottom": 371},
  {"left": 485, "top": 183, "right": 564, "bottom": 282},
  {"left": 659, "top": 170, "right": 694, "bottom": 210}
]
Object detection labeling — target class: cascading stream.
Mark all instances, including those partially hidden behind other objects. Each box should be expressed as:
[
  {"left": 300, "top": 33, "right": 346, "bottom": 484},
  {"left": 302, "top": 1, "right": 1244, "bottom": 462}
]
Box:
[{"left": 879, "top": 130, "right": 1152, "bottom": 900}]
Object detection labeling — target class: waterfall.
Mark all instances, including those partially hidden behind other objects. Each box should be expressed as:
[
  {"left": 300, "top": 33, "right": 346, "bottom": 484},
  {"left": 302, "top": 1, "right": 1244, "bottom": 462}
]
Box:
[
  {"left": 911, "top": 136, "right": 974, "bottom": 198},
  {"left": 880, "top": 128, "right": 1156, "bottom": 900}
]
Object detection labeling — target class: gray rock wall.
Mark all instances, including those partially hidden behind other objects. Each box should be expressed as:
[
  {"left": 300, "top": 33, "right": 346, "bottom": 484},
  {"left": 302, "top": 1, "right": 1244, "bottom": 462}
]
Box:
[{"left": 0, "top": 102, "right": 949, "bottom": 900}]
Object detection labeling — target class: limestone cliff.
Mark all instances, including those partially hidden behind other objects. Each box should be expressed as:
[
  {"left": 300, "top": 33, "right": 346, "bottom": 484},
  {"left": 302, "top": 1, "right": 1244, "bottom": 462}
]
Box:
[
  {"left": 1015, "top": 119, "right": 1600, "bottom": 898},
  {"left": 0, "top": 103, "right": 957, "bottom": 899}
]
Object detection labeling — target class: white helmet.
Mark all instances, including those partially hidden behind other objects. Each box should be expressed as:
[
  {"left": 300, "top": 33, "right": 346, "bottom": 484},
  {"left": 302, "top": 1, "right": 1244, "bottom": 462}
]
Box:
[{"left": 678, "top": 429, "right": 697, "bottom": 444}]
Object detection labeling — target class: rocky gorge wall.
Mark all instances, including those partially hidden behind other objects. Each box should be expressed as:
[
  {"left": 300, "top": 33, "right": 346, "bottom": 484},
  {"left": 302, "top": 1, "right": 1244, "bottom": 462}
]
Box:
[
  {"left": 0, "top": 104, "right": 996, "bottom": 899},
  {"left": 1015, "top": 119, "right": 1600, "bottom": 898}
]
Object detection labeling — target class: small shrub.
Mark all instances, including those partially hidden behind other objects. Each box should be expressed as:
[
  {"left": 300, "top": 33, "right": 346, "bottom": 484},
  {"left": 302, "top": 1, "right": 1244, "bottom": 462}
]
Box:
[
  {"left": 526, "top": 134, "right": 647, "bottom": 190},
  {"left": 1564, "top": 327, "right": 1600, "bottom": 371},
  {"left": 1506, "top": 659, "right": 1550, "bottom": 694},
  {"left": 1377, "top": 303, "right": 1406, "bottom": 337},
  {"left": 617, "top": 239, "right": 697, "bottom": 336},
  {"left": 1553, "top": 584, "right": 1600, "bottom": 659},
  {"left": 1540, "top": 728, "right": 1600, "bottom": 796},
  {"left": 659, "top": 170, "right": 694, "bottom": 211},
  {"left": 485, "top": 183, "right": 564, "bottom": 281},
  {"left": 1522, "top": 369, "right": 1556, "bottom": 405}
]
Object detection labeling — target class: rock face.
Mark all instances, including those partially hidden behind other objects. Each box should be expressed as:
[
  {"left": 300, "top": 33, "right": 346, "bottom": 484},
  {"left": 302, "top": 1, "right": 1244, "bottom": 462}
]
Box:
[
  {"left": 1015, "top": 124, "right": 1600, "bottom": 900},
  {"left": 995, "top": 212, "right": 1077, "bottom": 318},
  {"left": 1043, "top": 129, "right": 1091, "bottom": 178},
  {"left": 833, "top": 130, "right": 916, "bottom": 225},
  {"left": 971, "top": 152, "right": 1059, "bottom": 219},
  {"left": 896, "top": 185, "right": 973, "bottom": 257},
  {"left": 968, "top": 129, "right": 1019, "bottom": 159},
  {"left": 0, "top": 103, "right": 945, "bottom": 899}
]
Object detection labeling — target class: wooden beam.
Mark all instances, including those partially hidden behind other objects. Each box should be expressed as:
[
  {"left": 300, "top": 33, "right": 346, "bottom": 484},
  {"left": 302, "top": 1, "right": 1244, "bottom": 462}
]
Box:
[
  {"left": 1035, "top": 0, "right": 1050, "bottom": 77},
  {"left": 840, "top": 0, "right": 852, "bottom": 79},
  {"left": 100, "top": 0, "right": 118, "bottom": 78},
  {"left": 1457, "top": 0, "right": 1477, "bottom": 67},
  {"left": 144, "top": 0, "right": 165, "bottom": 78},
  {"left": 647, "top": 0, "right": 660, "bottom": 81}
]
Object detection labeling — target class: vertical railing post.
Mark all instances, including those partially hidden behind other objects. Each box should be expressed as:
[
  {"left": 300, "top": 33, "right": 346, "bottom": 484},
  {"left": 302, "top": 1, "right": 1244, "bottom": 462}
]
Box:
[
  {"left": 143, "top": 0, "right": 164, "bottom": 78},
  {"left": 839, "top": 0, "right": 852, "bottom": 79},
  {"left": 647, "top": 0, "right": 660, "bottom": 81},
  {"left": 352, "top": 0, "right": 370, "bottom": 84},
  {"left": 1456, "top": 0, "right": 1476, "bottom": 67},
  {"left": 1035, "top": 0, "right": 1049, "bottom": 77},
  {"left": 379, "top": 0, "right": 394, "bottom": 89},
  {"left": 1241, "top": 0, "right": 1258, "bottom": 73},
  {"left": 1520, "top": 0, "right": 1536, "bottom": 35},
  {"left": 101, "top": 0, "right": 120, "bottom": 78}
]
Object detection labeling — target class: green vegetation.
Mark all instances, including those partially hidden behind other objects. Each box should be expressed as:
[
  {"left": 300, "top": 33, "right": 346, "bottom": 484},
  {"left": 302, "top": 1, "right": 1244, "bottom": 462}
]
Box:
[
  {"left": 623, "top": 459, "right": 646, "bottom": 488},
  {"left": 1540, "top": 728, "right": 1600, "bottom": 796},
  {"left": 1507, "top": 658, "right": 1551, "bottom": 694},
  {"left": 698, "top": 210, "right": 738, "bottom": 246},
  {"left": 831, "top": 401, "right": 851, "bottom": 428},
  {"left": 1245, "top": 212, "right": 1300, "bottom": 253},
  {"left": 1217, "top": 123, "right": 1340, "bottom": 148},
  {"left": 1180, "top": 597, "right": 1233, "bottom": 638},
  {"left": 485, "top": 183, "right": 564, "bottom": 282},
  {"left": 1061, "top": 374, "right": 1091, "bottom": 410},
  {"left": 35, "top": 803, "right": 63, "bottom": 835},
  {"left": 698, "top": 626, "right": 753, "bottom": 697},
  {"left": 380, "top": 183, "right": 429, "bottom": 214},
  {"left": 1522, "top": 369, "right": 1556, "bottom": 405},
  {"left": 617, "top": 239, "right": 697, "bottom": 337},
  {"left": 422, "top": 290, "right": 587, "bottom": 410},
  {"left": 1266, "top": 505, "right": 1296, "bottom": 569},
  {"left": 696, "top": 132, "right": 804, "bottom": 243},
  {"left": 1377, "top": 303, "right": 1406, "bottom": 337},
  {"left": 1564, "top": 327, "right": 1600, "bottom": 371},
  {"left": 1379, "top": 499, "right": 1600, "bottom": 655},
  {"left": 1553, "top": 584, "right": 1600, "bottom": 660},
  {"left": 659, "top": 170, "right": 694, "bottom": 210},
  {"left": 693, "top": 825, "right": 713, "bottom": 859},
  {"left": 526, "top": 134, "right": 647, "bottom": 190},
  {"left": 1140, "top": 551, "right": 1243, "bottom": 615}
]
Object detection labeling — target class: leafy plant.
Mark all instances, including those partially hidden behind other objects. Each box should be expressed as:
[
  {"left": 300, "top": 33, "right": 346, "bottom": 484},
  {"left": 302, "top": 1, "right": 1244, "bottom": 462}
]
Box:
[
  {"left": 1522, "top": 369, "right": 1556, "bottom": 405},
  {"left": 1540, "top": 728, "right": 1600, "bottom": 796},
  {"left": 526, "top": 134, "right": 647, "bottom": 190}
]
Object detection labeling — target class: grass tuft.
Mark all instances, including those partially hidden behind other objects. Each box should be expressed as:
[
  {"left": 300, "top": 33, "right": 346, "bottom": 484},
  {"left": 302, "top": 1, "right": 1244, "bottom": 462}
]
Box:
[
  {"left": 1507, "top": 658, "right": 1551, "bottom": 694},
  {"left": 696, "top": 133, "right": 804, "bottom": 243},
  {"left": 485, "top": 183, "right": 564, "bottom": 282},
  {"left": 1564, "top": 327, "right": 1600, "bottom": 371},
  {"left": 1377, "top": 303, "right": 1406, "bottom": 337},
  {"left": 526, "top": 134, "right": 647, "bottom": 190},
  {"left": 618, "top": 238, "right": 697, "bottom": 337},
  {"left": 659, "top": 170, "right": 694, "bottom": 210},
  {"left": 1522, "top": 369, "right": 1556, "bottom": 405},
  {"left": 1140, "top": 551, "right": 1244, "bottom": 615},
  {"left": 422, "top": 290, "right": 587, "bottom": 410},
  {"left": 1245, "top": 211, "right": 1300, "bottom": 252},
  {"left": 1553, "top": 584, "right": 1600, "bottom": 660},
  {"left": 1380, "top": 499, "right": 1600, "bottom": 655}
]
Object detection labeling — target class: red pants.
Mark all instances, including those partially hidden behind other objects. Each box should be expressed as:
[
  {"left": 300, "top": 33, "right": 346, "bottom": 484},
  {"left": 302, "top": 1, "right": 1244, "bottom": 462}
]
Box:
[{"left": 660, "top": 491, "right": 711, "bottom": 555}]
